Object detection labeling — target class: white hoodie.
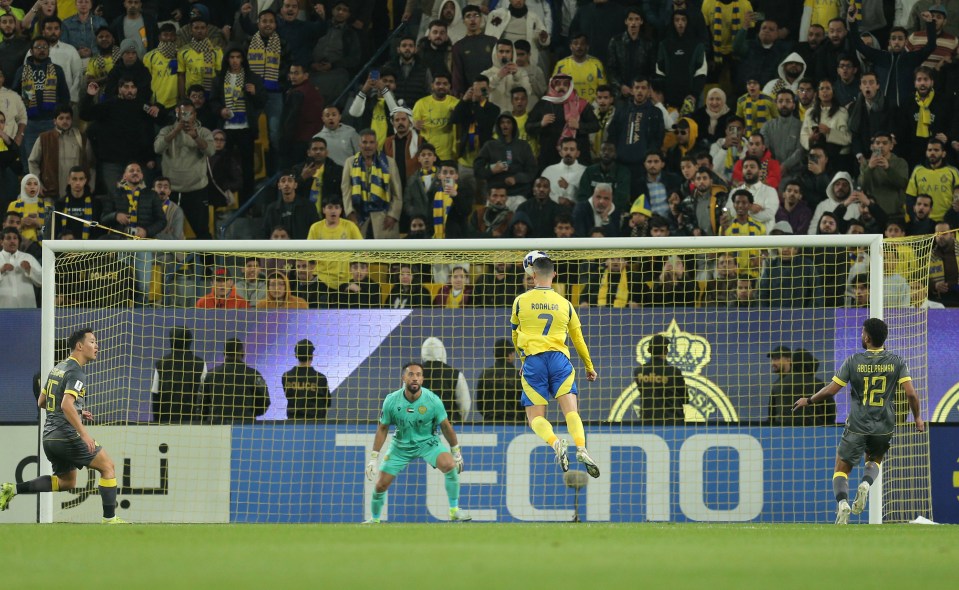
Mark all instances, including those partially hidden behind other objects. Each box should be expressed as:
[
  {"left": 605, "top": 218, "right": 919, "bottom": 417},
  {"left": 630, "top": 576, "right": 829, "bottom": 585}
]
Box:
[
  {"left": 421, "top": 336, "right": 472, "bottom": 420},
  {"left": 762, "top": 52, "right": 807, "bottom": 97},
  {"left": 808, "top": 171, "right": 862, "bottom": 235}
]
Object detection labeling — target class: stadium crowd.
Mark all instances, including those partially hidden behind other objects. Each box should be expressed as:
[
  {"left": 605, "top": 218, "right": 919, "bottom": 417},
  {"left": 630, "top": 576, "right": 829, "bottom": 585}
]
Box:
[{"left": 2, "top": 0, "right": 959, "bottom": 310}]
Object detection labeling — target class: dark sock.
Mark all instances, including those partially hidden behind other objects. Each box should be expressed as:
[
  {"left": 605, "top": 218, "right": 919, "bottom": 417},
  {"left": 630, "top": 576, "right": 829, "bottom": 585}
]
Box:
[
  {"left": 863, "top": 461, "right": 880, "bottom": 485},
  {"left": 16, "top": 476, "right": 53, "bottom": 494},
  {"left": 99, "top": 477, "right": 117, "bottom": 519},
  {"left": 833, "top": 472, "right": 849, "bottom": 502}
]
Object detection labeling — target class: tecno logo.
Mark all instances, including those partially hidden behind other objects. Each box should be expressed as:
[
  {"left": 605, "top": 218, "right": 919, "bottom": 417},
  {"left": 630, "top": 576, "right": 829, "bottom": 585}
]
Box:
[{"left": 338, "top": 433, "right": 764, "bottom": 522}]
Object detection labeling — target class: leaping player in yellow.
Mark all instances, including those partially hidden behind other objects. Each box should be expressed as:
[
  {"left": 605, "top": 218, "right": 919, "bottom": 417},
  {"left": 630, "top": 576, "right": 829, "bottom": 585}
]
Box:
[{"left": 512, "top": 251, "right": 600, "bottom": 477}]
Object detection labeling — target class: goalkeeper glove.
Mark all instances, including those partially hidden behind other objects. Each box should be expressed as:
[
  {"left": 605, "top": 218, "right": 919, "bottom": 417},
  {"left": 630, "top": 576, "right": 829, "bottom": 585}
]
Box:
[
  {"left": 366, "top": 451, "right": 379, "bottom": 481},
  {"left": 451, "top": 445, "right": 464, "bottom": 474}
]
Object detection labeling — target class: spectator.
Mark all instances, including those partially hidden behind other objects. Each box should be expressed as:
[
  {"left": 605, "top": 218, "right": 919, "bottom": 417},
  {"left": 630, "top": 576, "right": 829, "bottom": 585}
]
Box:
[
  {"left": 469, "top": 185, "right": 513, "bottom": 237},
  {"left": 450, "top": 75, "right": 500, "bottom": 173},
  {"left": 383, "top": 104, "right": 419, "bottom": 191},
  {"left": 246, "top": 8, "right": 290, "bottom": 166},
  {"left": 512, "top": 39, "right": 546, "bottom": 108},
  {"left": 257, "top": 270, "right": 309, "bottom": 308},
  {"left": 62, "top": 0, "right": 107, "bottom": 58},
  {"left": 528, "top": 72, "right": 599, "bottom": 169},
  {"left": 389, "top": 34, "right": 431, "bottom": 109},
  {"left": 851, "top": 16, "right": 936, "bottom": 108},
  {"left": 154, "top": 100, "right": 216, "bottom": 239},
  {"left": 341, "top": 129, "right": 403, "bottom": 239},
  {"left": 283, "top": 339, "right": 331, "bottom": 421},
  {"left": 474, "top": 338, "right": 523, "bottom": 424},
  {"left": 234, "top": 258, "right": 266, "bottom": 305},
  {"left": 208, "top": 130, "right": 242, "bottom": 206},
  {"left": 474, "top": 112, "right": 537, "bottom": 205},
  {"left": 809, "top": 171, "right": 860, "bottom": 234},
  {"left": 858, "top": 130, "right": 907, "bottom": 220},
  {"left": 731, "top": 133, "right": 782, "bottom": 188},
  {"left": 847, "top": 73, "right": 894, "bottom": 165},
  {"left": 55, "top": 166, "right": 101, "bottom": 240},
  {"left": 691, "top": 87, "right": 730, "bottom": 145},
  {"left": 202, "top": 338, "right": 269, "bottom": 425},
  {"left": 0, "top": 71, "right": 25, "bottom": 202},
  {"left": 153, "top": 175, "right": 184, "bottom": 241},
  {"left": 702, "top": 251, "right": 741, "bottom": 306},
  {"left": 645, "top": 255, "right": 695, "bottom": 306},
  {"left": 604, "top": 76, "right": 663, "bottom": 174},
  {"left": 420, "top": 336, "right": 471, "bottom": 422},
  {"left": 432, "top": 160, "right": 473, "bottom": 239},
  {"left": 482, "top": 39, "right": 530, "bottom": 114},
  {"left": 473, "top": 261, "right": 522, "bottom": 306},
  {"left": 765, "top": 345, "right": 794, "bottom": 425},
  {"left": 308, "top": 197, "right": 362, "bottom": 289},
  {"left": 0, "top": 12, "right": 30, "bottom": 85},
  {"left": 334, "top": 261, "right": 380, "bottom": 308},
  {"left": 540, "top": 137, "right": 586, "bottom": 207},
  {"left": 151, "top": 327, "right": 207, "bottom": 424},
  {"left": 568, "top": 0, "right": 626, "bottom": 65},
  {"left": 552, "top": 33, "right": 607, "bottom": 105},
  {"left": 28, "top": 104, "right": 94, "bottom": 200},
  {"left": 731, "top": 274, "right": 757, "bottom": 307},
  {"left": 7, "top": 173, "right": 48, "bottom": 244},
  {"left": 794, "top": 77, "right": 817, "bottom": 119},
  {"left": 833, "top": 54, "right": 860, "bottom": 108},
  {"left": 709, "top": 115, "right": 746, "bottom": 180},
  {"left": 577, "top": 141, "right": 631, "bottom": 211},
  {"left": 417, "top": 19, "right": 453, "bottom": 78},
  {"left": 177, "top": 16, "right": 223, "bottom": 100},
  {"left": 735, "top": 78, "right": 778, "bottom": 137},
  {"left": 686, "top": 166, "right": 726, "bottom": 235},
  {"left": 402, "top": 143, "right": 439, "bottom": 232},
  {"left": 104, "top": 37, "right": 152, "bottom": 101},
  {"left": 733, "top": 18, "right": 790, "bottom": 92},
  {"left": 263, "top": 171, "right": 319, "bottom": 240},
  {"left": 387, "top": 262, "right": 432, "bottom": 308},
  {"left": 310, "top": 1, "right": 361, "bottom": 104},
  {"left": 775, "top": 179, "right": 813, "bottom": 235},
  {"left": 761, "top": 52, "right": 807, "bottom": 97},
  {"left": 210, "top": 47, "right": 266, "bottom": 205},
  {"left": 573, "top": 182, "right": 621, "bottom": 237},
  {"left": 814, "top": 18, "right": 852, "bottom": 82},
  {"left": 796, "top": 145, "right": 832, "bottom": 210},
  {"left": 790, "top": 348, "right": 835, "bottom": 425},
  {"left": 82, "top": 27, "right": 119, "bottom": 90},
  {"left": 0, "top": 227, "right": 41, "bottom": 308},
  {"left": 281, "top": 64, "right": 326, "bottom": 169},
  {"left": 485, "top": 0, "right": 551, "bottom": 73},
  {"left": 433, "top": 264, "right": 473, "bottom": 308},
  {"left": 589, "top": 84, "right": 615, "bottom": 160},
  {"left": 451, "top": 5, "right": 497, "bottom": 96},
  {"left": 906, "top": 4, "right": 956, "bottom": 70},
  {"left": 905, "top": 137, "right": 959, "bottom": 222},
  {"left": 899, "top": 66, "right": 952, "bottom": 169},
  {"left": 726, "top": 156, "right": 779, "bottom": 230},
  {"left": 110, "top": 0, "right": 158, "bottom": 55},
  {"left": 907, "top": 194, "right": 937, "bottom": 235},
  {"left": 13, "top": 37, "right": 71, "bottom": 164},
  {"left": 632, "top": 334, "right": 687, "bottom": 425},
  {"left": 947, "top": 186, "right": 959, "bottom": 228},
  {"left": 412, "top": 72, "right": 460, "bottom": 162},
  {"left": 702, "top": 0, "right": 751, "bottom": 83},
  {"left": 287, "top": 260, "right": 332, "bottom": 309},
  {"left": 928, "top": 221, "right": 959, "bottom": 306},
  {"left": 517, "top": 177, "right": 559, "bottom": 237},
  {"left": 719, "top": 188, "right": 766, "bottom": 276},
  {"left": 760, "top": 89, "right": 804, "bottom": 178},
  {"left": 349, "top": 72, "right": 398, "bottom": 153},
  {"left": 609, "top": 7, "right": 656, "bottom": 100},
  {"left": 800, "top": 78, "right": 851, "bottom": 161},
  {"left": 315, "top": 104, "right": 360, "bottom": 167},
  {"left": 636, "top": 150, "right": 682, "bottom": 217},
  {"left": 758, "top": 244, "right": 817, "bottom": 308},
  {"left": 186, "top": 84, "right": 219, "bottom": 130},
  {"left": 37, "top": 17, "right": 83, "bottom": 104}
]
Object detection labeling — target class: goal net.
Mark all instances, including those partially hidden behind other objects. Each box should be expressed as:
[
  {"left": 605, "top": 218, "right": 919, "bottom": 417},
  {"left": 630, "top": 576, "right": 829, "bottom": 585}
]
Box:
[{"left": 37, "top": 234, "right": 934, "bottom": 524}]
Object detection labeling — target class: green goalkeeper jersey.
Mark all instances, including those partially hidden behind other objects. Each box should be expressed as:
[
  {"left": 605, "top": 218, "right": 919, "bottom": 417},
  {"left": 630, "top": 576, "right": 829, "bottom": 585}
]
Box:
[
  {"left": 379, "top": 387, "right": 448, "bottom": 452},
  {"left": 833, "top": 348, "right": 911, "bottom": 435}
]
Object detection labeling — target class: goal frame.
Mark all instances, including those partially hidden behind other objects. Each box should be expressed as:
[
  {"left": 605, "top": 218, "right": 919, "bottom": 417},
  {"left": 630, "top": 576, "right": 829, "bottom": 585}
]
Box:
[{"left": 40, "top": 235, "right": 887, "bottom": 524}]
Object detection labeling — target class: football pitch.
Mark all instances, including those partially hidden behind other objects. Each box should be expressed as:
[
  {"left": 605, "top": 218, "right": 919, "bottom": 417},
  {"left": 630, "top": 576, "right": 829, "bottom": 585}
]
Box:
[{"left": 2, "top": 523, "right": 957, "bottom": 588}]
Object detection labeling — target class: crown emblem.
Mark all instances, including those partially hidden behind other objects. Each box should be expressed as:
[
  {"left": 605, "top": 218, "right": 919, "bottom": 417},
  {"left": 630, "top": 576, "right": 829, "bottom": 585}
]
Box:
[{"left": 636, "top": 319, "right": 711, "bottom": 375}]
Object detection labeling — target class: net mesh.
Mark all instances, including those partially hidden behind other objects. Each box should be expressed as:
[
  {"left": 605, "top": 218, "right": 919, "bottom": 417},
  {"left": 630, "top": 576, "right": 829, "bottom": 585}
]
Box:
[{"left": 44, "top": 235, "right": 935, "bottom": 523}]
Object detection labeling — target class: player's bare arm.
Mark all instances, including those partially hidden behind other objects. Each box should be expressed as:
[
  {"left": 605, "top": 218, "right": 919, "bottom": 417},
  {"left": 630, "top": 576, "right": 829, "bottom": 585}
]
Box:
[
  {"left": 794, "top": 381, "right": 842, "bottom": 411},
  {"left": 902, "top": 381, "right": 925, "bottom": 432}
]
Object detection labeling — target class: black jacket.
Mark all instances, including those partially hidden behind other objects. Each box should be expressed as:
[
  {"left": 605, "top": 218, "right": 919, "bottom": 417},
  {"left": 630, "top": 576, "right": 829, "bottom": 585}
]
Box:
[
  {"left": 389, "top": 57, "right": 431, "bottom": 109},
  {"left": 79, "top": 94, "right": 156, "bottom": 165},
  {"left": 209, "top": 58, "right": 268, "bottom": 140},
  {"left": 527, "top": 98, "right": 600, "bottom": 169},
  {"left": 154, "top": 350, "right": 206, "bottom": 424},
  {"left": 283, "top": 365, "right": 330, "bottom": 421},
  {"left": 203, "top": 360, "right": 270, "bottom": 424},
  {"left": 262, "top": 195, "right": 320, "bottom": 239},
  {"left": 633, "top": 357, "right": 687, "bottom": 425},
  {"left": 475, "top": 359, "right": 524, "bottom": 424},
  {"left": 101, "top": 186, "right": 167, "bottom": 237}
]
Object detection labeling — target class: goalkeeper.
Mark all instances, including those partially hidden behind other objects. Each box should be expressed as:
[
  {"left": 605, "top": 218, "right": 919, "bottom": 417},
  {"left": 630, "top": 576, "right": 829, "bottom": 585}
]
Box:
[
  {"left": 364, "top": 362, "right": 470, "bottom": 523},
  {"left": 512, "top": 253, "right": 600, "bottom": 478}
]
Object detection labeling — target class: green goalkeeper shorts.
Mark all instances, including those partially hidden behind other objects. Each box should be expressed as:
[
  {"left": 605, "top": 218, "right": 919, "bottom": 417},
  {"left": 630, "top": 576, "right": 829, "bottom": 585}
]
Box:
[{"left": 380, "top": 438, "right": 448, "bottom": 475}]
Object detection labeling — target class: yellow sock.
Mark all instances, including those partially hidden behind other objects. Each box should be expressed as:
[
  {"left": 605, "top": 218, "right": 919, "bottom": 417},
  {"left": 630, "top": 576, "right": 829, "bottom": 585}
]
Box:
[
  {"left": 565, "top": 411, "right": 586, "bottom": 448},
  {"left": 51, "top": 476, "right": 59, "bottom": 492},
  {"left": 530, "top": 416, "right": 558, "bottom": 446}
]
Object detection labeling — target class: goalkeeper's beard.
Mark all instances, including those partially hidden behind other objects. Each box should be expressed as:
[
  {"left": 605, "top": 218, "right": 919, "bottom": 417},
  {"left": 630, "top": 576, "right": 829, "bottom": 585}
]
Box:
[{"left": 406, "top": 384, "right": 421, "bottom": 394}]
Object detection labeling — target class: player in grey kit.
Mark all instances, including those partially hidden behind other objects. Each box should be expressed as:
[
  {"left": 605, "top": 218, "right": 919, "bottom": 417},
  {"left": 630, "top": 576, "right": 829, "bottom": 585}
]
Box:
[
  {"left": 794, "top": 318, "right": 925, "bottom": 525},
  {"left": 0, "top": 328, "right": 127, "bottom": 523}
]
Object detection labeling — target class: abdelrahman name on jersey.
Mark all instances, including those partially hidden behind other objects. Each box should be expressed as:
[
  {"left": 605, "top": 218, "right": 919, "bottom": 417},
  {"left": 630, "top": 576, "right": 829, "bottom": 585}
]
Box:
[{"left": 833, "top": 348, "right": 910, "bottom": 435}]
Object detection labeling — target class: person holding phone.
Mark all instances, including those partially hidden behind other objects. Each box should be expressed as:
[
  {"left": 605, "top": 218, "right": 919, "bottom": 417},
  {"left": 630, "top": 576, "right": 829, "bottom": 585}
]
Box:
[{"left": 480, "top": 38, "right": 531, "bottom": 113}]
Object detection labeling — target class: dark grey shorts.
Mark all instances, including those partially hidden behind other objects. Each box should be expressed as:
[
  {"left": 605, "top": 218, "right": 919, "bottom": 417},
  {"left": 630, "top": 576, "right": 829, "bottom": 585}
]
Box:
[
  {"left": 43, "top": 437, "right": 102, "bottom": 475},
  {"left": 837, "top": 429, "right": 892, "bottom": 466}
]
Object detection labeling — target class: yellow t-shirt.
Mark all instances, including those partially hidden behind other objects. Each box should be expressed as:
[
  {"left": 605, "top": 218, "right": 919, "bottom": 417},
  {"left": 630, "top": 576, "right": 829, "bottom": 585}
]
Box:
[
  {"left": 144, "top": 49, "right": 179, "bottom": 108},
  {"left": 307, "top": 219, "right": 363, "bottom": 287},
  {"left": 512, "top": 111, "right": 539, "bottom": 156},
  {"left": 722, "top": 217, "right": 766, "bottom": 277},
  {"left": 552, "top": 57, "right": 606, "bottom": 104},
  {"left": 412, "top": 94, "right": 460, "bottom": 161},
  {"left": 510, "top": 286, "right": 594, "bottom": 372},
  {"left": 702, "top": 0, "right": 754, "bottom": 56},
  {"left": 805, "top": 0, "right": 842, "bottom": 28},
  {"left": 177, "top": 44, "right": 223, "bottom": 94},
  {"left": 85, "top": 55, "right": 115, "bottom": 82},
  {"left": 906, "top": 164, "right": 959, "bottom": 222}
]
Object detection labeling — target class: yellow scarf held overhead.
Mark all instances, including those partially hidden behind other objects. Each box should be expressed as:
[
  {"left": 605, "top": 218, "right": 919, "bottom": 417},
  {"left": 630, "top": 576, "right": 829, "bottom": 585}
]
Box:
[{"left": 916, "top": 90, "right": 934, "bottom": 138}]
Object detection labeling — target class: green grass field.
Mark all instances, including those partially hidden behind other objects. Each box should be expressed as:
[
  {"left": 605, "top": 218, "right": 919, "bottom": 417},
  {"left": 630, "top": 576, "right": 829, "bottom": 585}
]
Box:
[{"left": 2, "top": 523, "right": 957, "bottom": 588}]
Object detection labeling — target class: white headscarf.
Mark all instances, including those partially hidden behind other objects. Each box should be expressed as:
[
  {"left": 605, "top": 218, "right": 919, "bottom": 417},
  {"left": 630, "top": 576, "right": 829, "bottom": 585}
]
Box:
[{"left": 391, "top": 106, "right": 420, "bottom": 158}]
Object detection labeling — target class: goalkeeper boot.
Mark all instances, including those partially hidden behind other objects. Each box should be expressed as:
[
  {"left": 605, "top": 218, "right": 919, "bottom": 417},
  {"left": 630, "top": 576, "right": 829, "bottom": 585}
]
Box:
[
  {"left": 576, "top": 448, "right": 601, "bottom": 479},
  {"left": 552, "top": 438, "right": 569, "bottom": 473},
  {"left": 851, "top": 482, "right": 870, "bottom": 515},
  {"left": 835, "top": 500, "right": 851, "bottom": 525},
  {"left": 449, "top": 508, "right": 472, "bottom": 522},
  {"left": 0, "top": 483, "right": 15, "bottom": 511},
  {"left": 102, "top": 516, "right": 130, "bottom": 524}
]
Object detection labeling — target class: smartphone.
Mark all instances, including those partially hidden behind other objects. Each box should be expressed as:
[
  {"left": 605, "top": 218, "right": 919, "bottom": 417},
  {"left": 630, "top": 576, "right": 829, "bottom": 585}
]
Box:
[
  {"left": 370, "top": 69, "right": 380, "bottom": 81},
  {"left": 753, "top": 11, "right": 765, "bottom": 21},
  {"left": 809, "top": 154, "right": 819, "bottom": 164},
  {"left": 871, "top": 147, "right": 882, "bottom": 158}
]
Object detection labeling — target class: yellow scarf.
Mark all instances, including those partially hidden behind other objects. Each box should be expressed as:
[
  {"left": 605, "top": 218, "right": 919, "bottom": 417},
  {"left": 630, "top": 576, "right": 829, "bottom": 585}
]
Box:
[
  {"left": 597, "top": 269, "right": 630, "bottom": 308},
  {"left": 916, "top": 90, "right": 934, "bottom": 137}
]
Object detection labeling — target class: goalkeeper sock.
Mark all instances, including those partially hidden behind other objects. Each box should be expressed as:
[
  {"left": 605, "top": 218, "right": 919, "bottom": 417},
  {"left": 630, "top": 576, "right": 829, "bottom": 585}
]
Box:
[
  {"left": 530, "top": 416, "right": 558, "bottom": 446},
  {"left": 371, "top": 491, "right": 386, "bottom": 520},
  {"left": 565, "top": 411, "right": 586, "bottom": 448},
  {"left": 444, "top": 469, "right": 459, "bottom": 510},
  {"left": 833, "top": 472, "right": 849, "bottom": 502},
  {"left": 16, "top": 475, "right": 56, "bottom": 494},
  {"left": 99, "top": 477, "right": 117, "bottom": 519},
  {"left": 863, "top": 461, "right": 880, "bottom": 485}
]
